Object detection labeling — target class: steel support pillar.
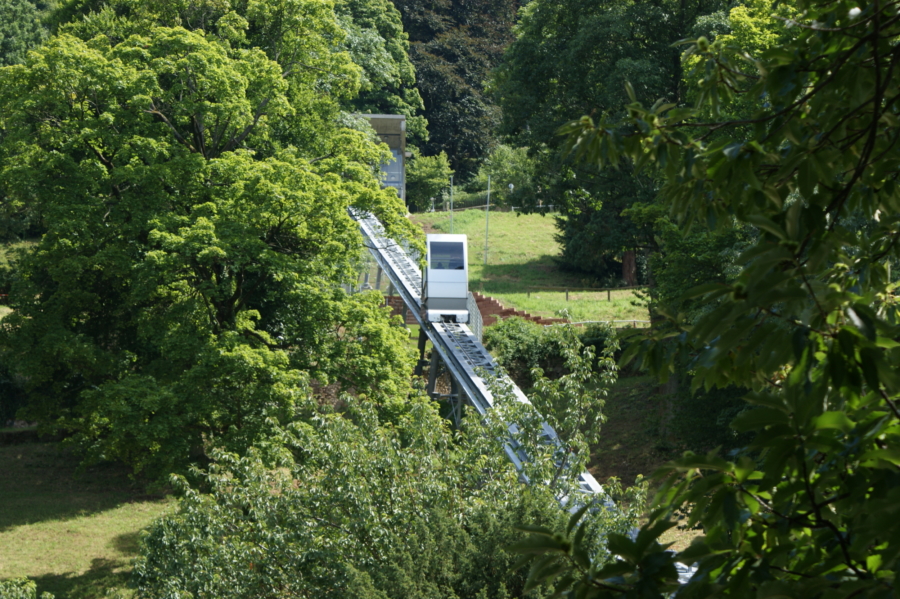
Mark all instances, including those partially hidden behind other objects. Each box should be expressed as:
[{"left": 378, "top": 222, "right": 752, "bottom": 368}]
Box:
[
  {"left": 386, "top": 282, "right": 395, "bottom": 306},
  {"left": 448, "top": 376, "right": 463, "bottom": 428},
  {"left": 414, "top": 327, "right": 429, "bottom": 376},
  {"left": 426, "top": 350, "right": 442, "bottom": 397}
]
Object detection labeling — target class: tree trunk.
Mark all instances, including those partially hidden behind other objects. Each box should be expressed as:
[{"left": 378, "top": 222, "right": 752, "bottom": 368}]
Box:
[{"left": 622, "top": 250, "right": 637, "bottom": 286}]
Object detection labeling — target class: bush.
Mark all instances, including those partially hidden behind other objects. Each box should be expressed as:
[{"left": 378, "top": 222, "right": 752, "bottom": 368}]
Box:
[
  {"left": 483, "top": 318, "right": 616, "bottom": 390},
  {"left": 132, "top": 397, "right": 595, "bottom": 599},
  {"left": 0, "top": 578, "right": 53, "bottom": 599}
]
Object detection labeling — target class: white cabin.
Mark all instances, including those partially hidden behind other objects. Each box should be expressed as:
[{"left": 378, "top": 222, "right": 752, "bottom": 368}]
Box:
[{"left": 424, "top": 234, "right": 469, "bottom": 323}]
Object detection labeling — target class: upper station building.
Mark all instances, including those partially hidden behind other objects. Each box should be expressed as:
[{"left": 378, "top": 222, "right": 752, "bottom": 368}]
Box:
[{"left": 362, "top": 114, "right": 407, "bottom": 203}]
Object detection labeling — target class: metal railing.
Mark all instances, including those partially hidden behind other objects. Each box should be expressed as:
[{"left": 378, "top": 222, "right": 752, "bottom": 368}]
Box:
[
  {"left": 466, "top": 292, "right": 483, "bottom": 342},
  {"left": 545, "top": 320, "right": 652, "bottom": 328}
]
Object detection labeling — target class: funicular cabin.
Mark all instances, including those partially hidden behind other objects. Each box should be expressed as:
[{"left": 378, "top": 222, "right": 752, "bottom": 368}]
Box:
[{"left": 423, "top": 234, "right": 469, "bottom": 323}]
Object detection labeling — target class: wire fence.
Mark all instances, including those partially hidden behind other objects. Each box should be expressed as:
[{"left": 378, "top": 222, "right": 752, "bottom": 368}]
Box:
[
  {"left": 544, "top": 320, "right": 652, "bottom": 328},
  {"left": 421, "top": 189, "right": 558, "bottom": 214},
  {"left": 524, "top": 285, "right": 647, "bottom": 301},
  {"left": 425, "top": 204, "right": 559, "bottom": 214}
]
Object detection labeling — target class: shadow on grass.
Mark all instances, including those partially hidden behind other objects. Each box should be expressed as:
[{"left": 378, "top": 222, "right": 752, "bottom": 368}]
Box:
[
  {"left": 0, "top": 443, "right": 156, "bottom": 532},
  {"left": 32, "top": 558, "right": 133, "bottom": 599},
  {"left": 474, "top": 258, "right": 584, "bottom": 293},
  {"left": 111, "top": 531, "right": 142, "bottom": 556}
]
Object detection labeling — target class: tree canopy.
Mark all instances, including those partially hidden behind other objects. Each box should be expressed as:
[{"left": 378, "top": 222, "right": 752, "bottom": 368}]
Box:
[
  {"left": 134, "top": 378, "right": 643, "bottom": 598},
  {"left": 0, "top": 7, "right": 419, "bottom": 477},
  {"left": 391, "top": 0, "right": 519, "bottom": 178},
  {"left": 0, "top": 0, "right": 48, "bottom": 66},
  {"left": 494, "top": 0, "right": 729, "bottom": 282},
  {"left": 515, "top": 0, "right": 900, "bottom": 595}
]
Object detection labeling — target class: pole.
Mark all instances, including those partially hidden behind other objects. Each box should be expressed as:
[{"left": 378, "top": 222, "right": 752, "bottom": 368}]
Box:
[
  {"left": 449, "top": 175, "right": 454, "bottom": 233},
  {"left": 484, "top": 175, "right": 491, "bottom": 265}
]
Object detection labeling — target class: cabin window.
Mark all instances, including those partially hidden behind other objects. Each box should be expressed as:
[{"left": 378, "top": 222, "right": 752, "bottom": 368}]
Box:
[{"left": 430, "top": 242, "right": 465, "bottom": 270}]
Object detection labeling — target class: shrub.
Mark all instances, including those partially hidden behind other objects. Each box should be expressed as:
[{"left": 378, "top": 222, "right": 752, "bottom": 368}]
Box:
[
  {"left": 0, "top": 578, "right": 53, "bottom": 599},
  {"left": 483, "top": 317, "right": 616, "bottom": 390},
  {"left": 131, "top": 397, "right": 637, "bottom": 599}
]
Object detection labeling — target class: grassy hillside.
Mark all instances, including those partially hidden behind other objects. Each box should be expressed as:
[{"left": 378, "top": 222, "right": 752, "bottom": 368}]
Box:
[
  {"left": 411, "top": 210, "right": 648, "bottom": 322},
  {"left": 0, "top": 443, "right": 171, "bottom": 598}
]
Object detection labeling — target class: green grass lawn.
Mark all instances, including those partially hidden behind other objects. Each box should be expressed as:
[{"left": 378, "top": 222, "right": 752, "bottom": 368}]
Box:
[
  {"left": 410, "top": 210, "right": 649, "bottom": 322},
  {"left": 0, "top": 443, "right": 172, "bottom": 598}
]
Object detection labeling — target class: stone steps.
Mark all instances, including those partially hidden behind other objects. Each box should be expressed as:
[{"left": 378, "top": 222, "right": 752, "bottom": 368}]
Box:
[{"left": 471, "top": 291, "right": 566, "bottom": 327}]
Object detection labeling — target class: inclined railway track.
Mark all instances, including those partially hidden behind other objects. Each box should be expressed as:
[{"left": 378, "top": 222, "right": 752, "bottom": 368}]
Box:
[{"left": 350, "top": 208, "right": 604, "bottom": 497}]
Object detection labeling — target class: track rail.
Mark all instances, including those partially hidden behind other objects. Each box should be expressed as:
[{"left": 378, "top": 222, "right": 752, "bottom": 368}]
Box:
[{"left": 349, "top": 209, "right": 604, "bottom": 497}]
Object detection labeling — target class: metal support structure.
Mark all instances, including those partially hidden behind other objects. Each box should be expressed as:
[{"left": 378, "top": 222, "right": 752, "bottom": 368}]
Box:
[
  {"left": 484, "top": 175, "right": 491, "bottom": 265},
  {"left": 449, "top": 175, "right": 454, "bottom": 233},
  {"left": 448, "top": 376, "right": 462, "bottom": 428},
  {"left": 414, "top": 327, "right": 429, "bottom": 376},
  {"left": 426, "top": 349, "right": 442, "bottom": 398},
  {"left": 348, "top": 207, "right": 605, "bottom": 498}
]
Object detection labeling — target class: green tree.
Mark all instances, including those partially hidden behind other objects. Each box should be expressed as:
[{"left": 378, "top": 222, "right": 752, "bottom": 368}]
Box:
[
  {"left": 392, "top": 0, "right": 519, "bottom": 178},
  {"left": 0, "top": 0, "right": 50, "bottom": 241},
  {"left": 133, "top": 394, "right": 644, "bottom": 598},
  {"left": 494, "top": 0, "right": 728, "bottom": 281},
  {"left": 515, "top": 0, "right": 900, "bottom": 595},
  {"left": 336, "top": 0, "right": 428, "bottom": 144},
  {"left": 405, "top": 147, "right": 452, "bottom": 212},
  {"left": 50, "top": 0, "right": 426, "bottom": 143},
  {"left": 471, "top": 144, "right": 538, "bottom": 208},
  {"left": 0, "top": 0, "right": 48, "bottom": 66},
  {"left": 0, "top": 24, "right": 417, "bottom": 477}
]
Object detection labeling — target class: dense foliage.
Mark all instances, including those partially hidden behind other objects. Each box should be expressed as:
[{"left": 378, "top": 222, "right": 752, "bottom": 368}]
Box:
[
  {"left": 405, "top": 147, "right": 453, "bottom": 212},
  {"left": 0, "top": 0, "right": 48, "bottom": 67},
  {"left": 485, "top": 321, "right": 617, "bottom": 456},
  {"left": 484, "top": 318, "right": 615, "bottom": 390},
  {"left": 0, "top": 4, "right": 419, "bottom": 477},
  {"left": 515, "top": 0, "right": 900, "bottom": 595},
  {"left": 470, "top": 145, "right": 539, "bottom": 209},
  {"left": 494, "top": 0, "right": 729, "bottom": 281},
  {"left": 391, "top": 0, "right": 519, "bottom": 178},
  {"left": 336, "top": 0, "right": 428, "bottom": 144},
  {"left": 133, "top": 393, "right": 643, "bottom": 598},
  {"left": 0, "top": 2, "right": 655, "bottom": 597},
  {"left": 0, "top": 578, "right": 53, "bottom": 599}
]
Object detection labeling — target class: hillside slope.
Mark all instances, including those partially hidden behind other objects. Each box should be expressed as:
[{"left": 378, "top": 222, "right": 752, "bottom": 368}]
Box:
[{"left": 411, "top": 210, "right": 648, "bottom": 322}]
